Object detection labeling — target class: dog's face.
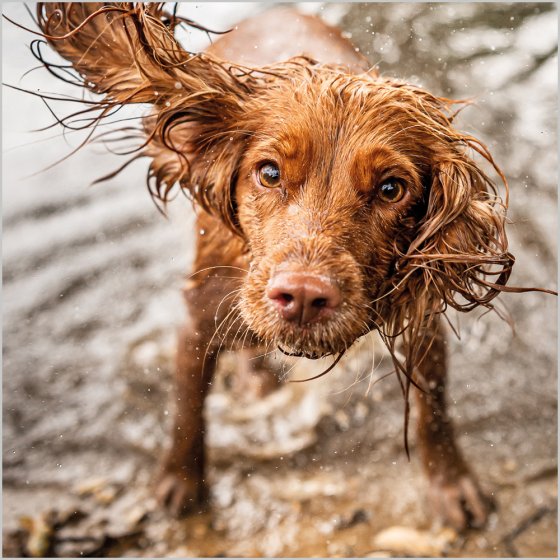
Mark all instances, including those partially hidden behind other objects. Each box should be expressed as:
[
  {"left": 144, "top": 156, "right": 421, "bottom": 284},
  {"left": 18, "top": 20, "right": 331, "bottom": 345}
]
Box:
[
  {"left": 226, "top": 72, "right": 509, "bottom": 358},
  {"left": 234, "top": 75, "right": 428, "bottom": 357}
]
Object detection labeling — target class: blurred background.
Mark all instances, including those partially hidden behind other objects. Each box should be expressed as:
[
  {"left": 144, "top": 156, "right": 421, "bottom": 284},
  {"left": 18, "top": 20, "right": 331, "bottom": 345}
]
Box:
[{"left": 3, "top": 2, "right": 557, "bottom": 557}]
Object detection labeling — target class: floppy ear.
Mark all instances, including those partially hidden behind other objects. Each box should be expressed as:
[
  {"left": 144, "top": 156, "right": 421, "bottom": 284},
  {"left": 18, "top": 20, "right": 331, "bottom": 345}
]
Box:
[
  {"left": 369, "top": 84, "right": 516, "bottom": 385},
  {"left": 371, "top": 82, "right": 515, "bottom": 341},
  {"left": 366, "top": 79, "right": 514, "bottom": 316},
  {"left": 407, "top": 145, "right": 513, "bottom": 313},
  {"left": 32, "top": 2, "right": 270, "bottom": 230},
  {"left": 375, "top": 129, "right": 514, "bottom": 450}
]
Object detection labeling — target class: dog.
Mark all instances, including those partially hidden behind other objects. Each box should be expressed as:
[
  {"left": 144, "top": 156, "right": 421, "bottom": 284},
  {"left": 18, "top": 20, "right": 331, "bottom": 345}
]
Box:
[{"left": 24, "top": 2, "right": 542, "bottom": 531}]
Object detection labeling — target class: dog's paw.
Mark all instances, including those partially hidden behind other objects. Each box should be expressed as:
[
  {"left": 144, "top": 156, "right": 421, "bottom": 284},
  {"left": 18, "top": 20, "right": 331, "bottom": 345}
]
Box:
[
  {"left": 155, "top": 469, "right": 207, "bottom": 517},
  {"left": 428, "top": 473, "right": 494, "bottom": 531}
]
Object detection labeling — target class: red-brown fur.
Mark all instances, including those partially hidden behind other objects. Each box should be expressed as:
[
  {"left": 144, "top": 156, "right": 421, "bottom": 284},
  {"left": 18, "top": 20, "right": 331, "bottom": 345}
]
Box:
[{"left": 23, "top": 2, "right": 546, "bottom": 530}]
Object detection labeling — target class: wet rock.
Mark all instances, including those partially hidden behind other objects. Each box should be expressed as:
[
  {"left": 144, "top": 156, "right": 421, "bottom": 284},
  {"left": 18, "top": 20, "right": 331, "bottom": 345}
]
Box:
[
  {"left": 75, "top": 477, "right": 122, "bottom": 505},
  {"left": 124, "top": 504, "right": 151, "bottom": 529},
  {"left": 327, "top": 541, "right": 355, "bottom": 557},
  {"left": 16, "top": 508, "right": 90, "bottom": 557},
  {"left": 509, "top": 510, "right": 557, "bottom": 557},
  {"left": 19, "top": 512, "right": 55, "bottom": 557},
  {"left": 167, "top": 545, "right": 198, "bottom": 558},
  {"left": 371, "top": 526, "right": 457, "bottom": 557},
  {"left": 502, "top": 504, "right": 557, "bottom": 557}
]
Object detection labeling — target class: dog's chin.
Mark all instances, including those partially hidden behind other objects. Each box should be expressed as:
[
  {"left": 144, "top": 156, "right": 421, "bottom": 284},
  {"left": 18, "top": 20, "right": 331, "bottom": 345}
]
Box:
[{"left": 258, "top": 320, "right": 360, "bottom": 359}]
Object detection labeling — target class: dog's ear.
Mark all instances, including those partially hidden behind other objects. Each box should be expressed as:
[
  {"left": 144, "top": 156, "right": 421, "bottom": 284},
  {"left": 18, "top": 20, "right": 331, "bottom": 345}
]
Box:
[
  {"left": 372, "top": 83, "right": 517, "bottom": 379},
  {"left": 407, "top": 143, "right": 513, "bottom": 312},
  {"left": 370, "top": 82, "right": 514, "bottom": 317},
  {"left": 378, "top": 123, "right": 514, "bottom": 395},
  {"left": 34, "top": 3, "right": 267, "bottom": 231}
]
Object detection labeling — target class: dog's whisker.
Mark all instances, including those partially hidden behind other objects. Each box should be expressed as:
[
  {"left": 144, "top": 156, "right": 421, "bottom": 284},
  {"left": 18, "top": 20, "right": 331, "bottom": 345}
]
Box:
[
  {"left": 227, "top": 315, "right": 249, "bottom": 352},
  {"left": 184, "top": 265, "right": 249, "bottom": 281},
  {"left": 213, "top": 287, "right": 243, "bottom": 327},
  {"left": 219, "top": 315, "right": 244, "bottom": 356},
  {"left": 248, "top": 347, "right": 278, "bottom": 361},
  {"left": 202, "top": 306, "right": 238, "bottom": 371},
  {"left": 238, "top": 323, "right": 255, "bottom": 353}
]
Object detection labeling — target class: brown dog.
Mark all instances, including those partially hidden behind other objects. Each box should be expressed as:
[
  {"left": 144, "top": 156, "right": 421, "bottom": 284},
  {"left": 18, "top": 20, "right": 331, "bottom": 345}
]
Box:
[{"left": 27, "top": 3, "right": 529, "bottom": 531}]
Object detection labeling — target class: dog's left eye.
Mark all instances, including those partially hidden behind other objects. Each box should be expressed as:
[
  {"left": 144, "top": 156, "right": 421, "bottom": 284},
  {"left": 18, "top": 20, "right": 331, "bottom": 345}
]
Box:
[
  {"left": 257, "top": 162, "right": 281, "bottom": 188},
  {"left": 378, "top": 179, "right": 405, "bottom": 203}
]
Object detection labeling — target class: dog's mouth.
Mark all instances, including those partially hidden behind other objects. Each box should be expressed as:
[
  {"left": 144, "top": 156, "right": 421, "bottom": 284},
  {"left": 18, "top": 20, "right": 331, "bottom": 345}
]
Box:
[
  {"left": 266, "top": 318, "right": 353, "bottom": 357},
  {"left": 277, "top": 344, "right": 339, "bottom": 360}
]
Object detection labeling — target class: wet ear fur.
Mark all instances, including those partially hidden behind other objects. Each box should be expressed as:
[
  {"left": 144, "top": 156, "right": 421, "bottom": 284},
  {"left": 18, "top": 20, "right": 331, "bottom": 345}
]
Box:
[
  {"left": 31, "top": 2, "right": 296, "bottom": 231},
  {"left": 371, "top": 83, "right": 517, "bottom": 383},
  {"left": 410, "top": 147, "right": 513, "bottom": 311}
]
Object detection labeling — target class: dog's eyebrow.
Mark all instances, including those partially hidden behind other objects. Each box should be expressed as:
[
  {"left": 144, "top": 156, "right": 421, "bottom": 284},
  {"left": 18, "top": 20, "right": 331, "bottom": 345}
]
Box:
[
  {"left": 255, "top": 136, "right": 303, "bottom": 161},
  {"left": 276, "top": 138, "right": 300, "bottom": 160},
  {"left": 347, "top": 144, "right": 417, "bottom": 191}
]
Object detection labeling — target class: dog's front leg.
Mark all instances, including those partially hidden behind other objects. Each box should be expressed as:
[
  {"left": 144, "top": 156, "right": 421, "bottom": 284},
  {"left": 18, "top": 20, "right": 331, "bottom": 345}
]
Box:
[
  {"left": 415, "top": 318, "right": 493, "bottom": 531},
  {"left": 155, "top": 292, "right": 219, "bottom": 516}
]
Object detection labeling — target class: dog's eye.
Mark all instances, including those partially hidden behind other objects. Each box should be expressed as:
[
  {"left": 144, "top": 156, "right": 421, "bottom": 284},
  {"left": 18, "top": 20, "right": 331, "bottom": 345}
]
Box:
[
  {"left": 378, "top": 179, "right": 405, "bottom": 203},
  {"left": 257, "top": 162, "right": 281, "bottom": 188}
]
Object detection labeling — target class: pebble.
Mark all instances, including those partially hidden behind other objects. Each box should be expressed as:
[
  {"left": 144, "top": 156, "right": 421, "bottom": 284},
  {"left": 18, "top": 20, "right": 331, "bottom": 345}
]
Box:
[
  {"left": 371, "top": 525, "right": 457, "bottom": 557},
  {"left": 19, "top": 513, "right": 54, "bottom": 558}
]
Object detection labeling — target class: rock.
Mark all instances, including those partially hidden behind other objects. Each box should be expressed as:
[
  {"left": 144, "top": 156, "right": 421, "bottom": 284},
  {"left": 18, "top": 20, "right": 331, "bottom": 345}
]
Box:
[
  {"left": 74, "top": 477, "right": 121, "bottom": 505},
  {"left": 167, "top": 545, "right": 198, "bottom": 557},
  {"left": 371, "top": 526, "right": 457, "bottom": 557},
  {"left": 125, "top": 505, "right": 150, "bottom": 528},
  {"left": 74, "top": 477, "right": 109, "bottom": 496},
  {"left": 503, "top": 458, "right": 518, "bottom": 473},
  {"left": 19, "top": 512, "right": 54, "bottom": 557}
]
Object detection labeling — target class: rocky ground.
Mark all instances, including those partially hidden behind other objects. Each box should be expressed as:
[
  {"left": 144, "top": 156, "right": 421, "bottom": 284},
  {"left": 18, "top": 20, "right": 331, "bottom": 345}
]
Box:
[{"left": 3, "top": 2, "right": 557, "bottom": 557}]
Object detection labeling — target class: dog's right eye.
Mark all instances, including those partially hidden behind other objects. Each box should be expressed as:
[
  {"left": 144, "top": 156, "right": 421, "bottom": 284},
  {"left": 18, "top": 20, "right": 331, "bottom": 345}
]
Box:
[
  {"left": 257, "top": 163, "right": 281, "bottom": 188},
  {"left": 377, "top": 179, "right": 405, "bottom": 203}
]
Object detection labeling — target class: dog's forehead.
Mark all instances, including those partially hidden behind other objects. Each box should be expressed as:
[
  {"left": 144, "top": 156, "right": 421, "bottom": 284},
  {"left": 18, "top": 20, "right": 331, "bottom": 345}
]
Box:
[
  {"left": 252, "top": 77, "right": 433, "bottom": 155},
  {"left": 242, "top": 75, "right": 435, "bottom": 192}
]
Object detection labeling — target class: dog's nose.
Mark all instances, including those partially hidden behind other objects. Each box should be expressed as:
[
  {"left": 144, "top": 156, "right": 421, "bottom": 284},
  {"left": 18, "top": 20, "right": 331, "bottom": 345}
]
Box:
[{"left": 266, "top": 272, "right": 341, "bottom": 325}]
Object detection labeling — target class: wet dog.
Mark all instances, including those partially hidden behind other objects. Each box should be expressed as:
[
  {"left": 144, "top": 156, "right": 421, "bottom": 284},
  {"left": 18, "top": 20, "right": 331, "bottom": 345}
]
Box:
[{"left": 27, "top": 3, "right": 531, "bottom": 530}]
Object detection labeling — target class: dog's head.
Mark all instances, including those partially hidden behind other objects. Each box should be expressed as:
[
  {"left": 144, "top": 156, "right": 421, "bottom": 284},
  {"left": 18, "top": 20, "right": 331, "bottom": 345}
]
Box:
[
  {"left": 231, "top": 72, "right": 513, "bottom": 361},
  {"left": 33, "top": 3, "right": 514, "bottom": 367}
]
